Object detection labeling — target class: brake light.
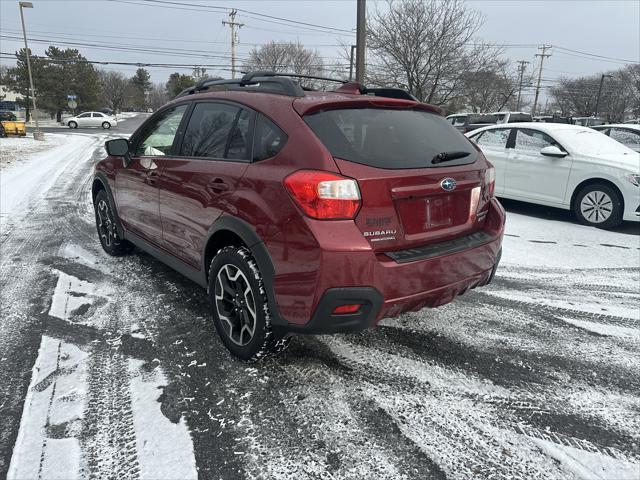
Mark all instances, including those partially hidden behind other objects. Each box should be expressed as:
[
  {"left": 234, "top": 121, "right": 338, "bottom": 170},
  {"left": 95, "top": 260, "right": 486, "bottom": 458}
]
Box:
[
  {"left": 484, "top": 165, "right": 495, "bottom": 197},
  {"left": 284, "top": 170, "right": 361, "bottom": 220}
]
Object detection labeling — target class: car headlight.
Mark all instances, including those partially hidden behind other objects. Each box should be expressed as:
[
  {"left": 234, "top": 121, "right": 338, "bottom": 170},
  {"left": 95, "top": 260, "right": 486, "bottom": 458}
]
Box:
[{"left": 624, "top": 173, "right": 640, "bottom": 186}]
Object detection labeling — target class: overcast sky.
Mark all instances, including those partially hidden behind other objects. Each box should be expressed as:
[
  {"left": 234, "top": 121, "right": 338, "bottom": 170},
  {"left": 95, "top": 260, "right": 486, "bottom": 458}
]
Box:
[{"left": 1, "top": 0, "right": 638, "bottom": 104}]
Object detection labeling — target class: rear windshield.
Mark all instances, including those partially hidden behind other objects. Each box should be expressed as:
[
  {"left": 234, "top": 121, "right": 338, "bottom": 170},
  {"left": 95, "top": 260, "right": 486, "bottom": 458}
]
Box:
[
  {"left": 469, "top": 114, "right": 498, "bottom": 124},
  {"left": 304, "top": 108, "right": 477, "bottom": 169}
]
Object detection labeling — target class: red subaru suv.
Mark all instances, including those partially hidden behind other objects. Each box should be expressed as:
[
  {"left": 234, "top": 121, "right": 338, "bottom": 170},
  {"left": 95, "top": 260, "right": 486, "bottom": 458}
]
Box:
[{"left": 93, "top": 72, "right": 505, "bottom": 361}]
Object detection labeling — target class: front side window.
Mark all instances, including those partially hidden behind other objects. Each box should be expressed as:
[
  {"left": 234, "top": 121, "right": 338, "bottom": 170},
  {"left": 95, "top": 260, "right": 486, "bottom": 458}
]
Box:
[
  {"left": 181, "top": 103, "right": 250, "bottom": 160},
  {"left": 253, "top": 114, "right": 287, "bottom": 161},
  {"left": 136, "top": 104, "right": 189, "bottom": 156},
  {"left": 305, "top": 108, "right": 476, "bottom": 169},
  {"left": 609, "top": 128, "right": 640, "bottom": 150},
  {"left": 473, "top": 129, "right": 511, "bottom": 149},
  {"left": 514, "top": 129, "right": 557, "bottom": 152},
  {"left": 78, "top": 112, "right": 91, "bottom": 118}
]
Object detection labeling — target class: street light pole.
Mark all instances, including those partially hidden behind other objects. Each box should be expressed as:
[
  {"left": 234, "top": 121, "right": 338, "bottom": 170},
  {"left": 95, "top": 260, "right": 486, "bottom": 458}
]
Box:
[
  {"left": 594, "top": 74, "right": 612, "bottom": 119},
  {"left": 19, "top": 1, "right": 44, "bottom": 140}
]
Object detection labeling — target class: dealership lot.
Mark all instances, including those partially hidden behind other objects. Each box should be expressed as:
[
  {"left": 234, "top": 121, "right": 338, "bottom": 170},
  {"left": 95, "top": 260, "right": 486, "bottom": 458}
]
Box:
[{"left": 1, "top": 124, "right": 638, "bottom": 479}]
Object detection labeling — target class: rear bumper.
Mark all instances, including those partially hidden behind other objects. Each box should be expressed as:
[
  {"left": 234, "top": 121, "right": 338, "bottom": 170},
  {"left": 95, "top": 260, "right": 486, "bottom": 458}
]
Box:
[{"left": 281, "top": 198, "right": 505, "bottom": 333}]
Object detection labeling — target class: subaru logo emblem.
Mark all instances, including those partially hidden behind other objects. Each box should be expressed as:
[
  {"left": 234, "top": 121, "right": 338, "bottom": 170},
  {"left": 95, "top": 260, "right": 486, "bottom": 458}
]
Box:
[{"left": 440, "top": 178, "right": 456, "bottom": 191}]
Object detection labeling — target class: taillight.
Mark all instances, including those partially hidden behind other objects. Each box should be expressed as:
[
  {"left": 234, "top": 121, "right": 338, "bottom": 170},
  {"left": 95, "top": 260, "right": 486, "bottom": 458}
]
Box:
[
  {"left": 484, "top": 164, "right": 495, "bottom": 198},
  {"left": 469, "top": 186, "right": 481, "bottom": 221},
  {"left": 284, "top": 170, "right": 361, "bottom": 220}
]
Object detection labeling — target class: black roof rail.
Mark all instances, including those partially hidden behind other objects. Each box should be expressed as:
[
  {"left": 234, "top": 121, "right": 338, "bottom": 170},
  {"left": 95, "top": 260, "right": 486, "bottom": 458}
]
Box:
[{"left": 174, "top": 70, "right": 349, "bottom": 99}]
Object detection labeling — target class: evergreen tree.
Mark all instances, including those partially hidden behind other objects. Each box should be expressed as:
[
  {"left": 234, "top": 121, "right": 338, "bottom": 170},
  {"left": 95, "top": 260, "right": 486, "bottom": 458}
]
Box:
[
  {"left": 130, "top": 68, "right": 151, "bottom": 110},
  {"left": 166, "top": 73, "right": 195, "bottom": 98}
]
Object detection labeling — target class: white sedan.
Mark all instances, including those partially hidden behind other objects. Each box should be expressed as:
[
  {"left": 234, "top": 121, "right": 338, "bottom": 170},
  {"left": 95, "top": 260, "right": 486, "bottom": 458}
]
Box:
[
  {"left": 466, "top": 122, "right": 640, "bottom": 228},
  {"left": 66, "top": 111, "right": 117, "bottom": 129}
]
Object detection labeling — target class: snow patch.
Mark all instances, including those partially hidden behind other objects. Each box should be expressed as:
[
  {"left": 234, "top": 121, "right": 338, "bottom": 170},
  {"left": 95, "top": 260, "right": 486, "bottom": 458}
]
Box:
[
  {"left": 559, "top": 317, "right": 640, "bottom": 339},
  {"left": 49, "top": 270, "right": 98, "bottom": 320},
  {"left": 128, "top": 358, "right": 198, "bottom": 480},
  {"left": 530, "top": 437, "right": 640, "bottom": 480},
  {"left": 8, "top": 336, "right": 88, "bottom": 480}
]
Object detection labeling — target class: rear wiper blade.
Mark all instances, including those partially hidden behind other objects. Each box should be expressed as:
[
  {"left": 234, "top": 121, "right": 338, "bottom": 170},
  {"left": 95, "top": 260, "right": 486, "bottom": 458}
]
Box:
[{"left": 431, "top": 151, "right": 471, "bottom": 164}]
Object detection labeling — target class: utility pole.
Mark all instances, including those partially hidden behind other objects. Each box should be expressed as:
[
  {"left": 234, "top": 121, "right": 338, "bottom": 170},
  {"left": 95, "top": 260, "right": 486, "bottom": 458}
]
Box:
[
  {"left": 515, "top": 60, "right": 529, "bottom": 111},
  {"left": 222, "top": 9, "right": 244, "bottom": 79},
  {"left": 532, "top": 45, "right": 551, "bottom": 116},
  {"left": 594, "top": 74, "right": 613, "bottom": 118},
  {"left": 355, "top": 0, "right": 366, "bottom": 83},
  {"left": 19, "top": 1, "right": 43, "bottom": 140},
  {"left": 349, "top": 45, "right": 357, "bottom": 81}
]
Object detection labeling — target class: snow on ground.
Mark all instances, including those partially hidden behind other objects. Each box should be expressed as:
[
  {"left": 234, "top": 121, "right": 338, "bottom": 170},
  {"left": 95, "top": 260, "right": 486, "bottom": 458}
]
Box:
[
  {"left": 1, "top": 130, "right": 639, "bottom": 479},
  {"left": 502, "top": 210, "right": 639, "bottom": 268},
  {"left": 0, "top": 133, "right": 65, "bottom": 170}
]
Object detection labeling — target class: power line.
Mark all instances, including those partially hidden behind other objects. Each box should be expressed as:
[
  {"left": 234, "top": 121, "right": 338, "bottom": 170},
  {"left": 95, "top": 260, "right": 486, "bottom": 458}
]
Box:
[
  {"left": 135, "top": 0, "right": 354, "bottom": 34},
  {"left": 107, "top": 0, "right": 354, "bottom": 36},
  {"left": 552, "top": 45, "right": 639, "bottom": 64}
]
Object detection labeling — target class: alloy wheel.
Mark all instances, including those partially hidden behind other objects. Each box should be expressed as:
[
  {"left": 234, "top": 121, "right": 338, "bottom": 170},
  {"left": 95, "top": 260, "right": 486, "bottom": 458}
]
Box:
[
  {"left": 97, "top": 199, "right": 115, "bottom": 247},
  {"left": 580, "top": 190, "right": 613, "bottom": 224},
  {"left": 214, "top": 264, "right": 257, "bottom": 346}
]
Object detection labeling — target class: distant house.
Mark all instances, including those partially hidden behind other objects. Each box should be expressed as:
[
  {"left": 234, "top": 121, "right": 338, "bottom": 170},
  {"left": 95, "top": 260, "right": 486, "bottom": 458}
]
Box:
[{"left": 0, "top": 85, "right": 24, "bottom": 113}]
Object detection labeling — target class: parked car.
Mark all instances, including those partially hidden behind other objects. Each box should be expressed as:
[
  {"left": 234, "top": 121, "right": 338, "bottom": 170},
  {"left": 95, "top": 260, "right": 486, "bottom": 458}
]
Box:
[
  {"left": 466, "top": 122, "right": 640, "bottom": 228},
  {"left": 446, "top": 113, "right": 498, "bottom": 133},
  {"left": 493, "top": 111, "right": 532, "bottom": 124},
  {"left": 92, "top": 72, "right": 505, "bottom": 361},
  {"left": 533, "top": 115, "right": 572, "bottom": 124},
  {"left": 66, "top": 111, "right": 117, "bottom": 129},
  {"left": 0, "top": 110, "right": 26, "bottom": 137},
  {"left": 591, "top": 124, "right": 640, "bottom": 153},
  {"left": 572, "top": 116, "right": 606, "bottom": 127}
]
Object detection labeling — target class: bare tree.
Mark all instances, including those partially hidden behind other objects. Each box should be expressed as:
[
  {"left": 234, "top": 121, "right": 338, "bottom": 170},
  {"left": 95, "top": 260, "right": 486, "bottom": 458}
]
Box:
[
  {"left": 367, "top": 0, "right": 503, "bottom": 106},
  {"left": 458, "top": 60, "right": 527, "bottom": 112},
  {"left": 98, "top": 70, "right": 128, "bottom": 112},
  {"left": 147, "top": 82, "right": 169, "bottom": 111},
  {"left": 243, "top": 41, "right": 325, "bottom": 88},
  {"left": 549, "top": 65, "right": 639, "bottom": 121}
]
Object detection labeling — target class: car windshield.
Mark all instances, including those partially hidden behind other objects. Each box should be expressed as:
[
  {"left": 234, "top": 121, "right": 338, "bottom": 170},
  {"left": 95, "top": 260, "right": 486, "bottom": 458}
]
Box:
[
  {"left": 304, "top": 107, "right": 476, "bottom": 169},
  {"left": 555, "top": 129, "right": 636, "bottom": 155}
]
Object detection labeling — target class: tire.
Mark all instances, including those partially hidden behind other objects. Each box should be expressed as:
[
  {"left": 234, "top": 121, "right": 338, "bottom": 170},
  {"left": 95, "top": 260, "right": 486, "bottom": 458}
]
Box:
[
  {"left": 573, "top": 183, "right": 623, "bottom": 229},
  {"left": 68, "top": 121, "right": 77, "bottom": 129},
  {"left": 93, "top": 190, "right": 134, "bottom": 255},
  {"left": 102, "top": 121, "right": 111, "bottom": 129},
  {"left": 208, "top": 246, "right": 289, "bottom": 361}
]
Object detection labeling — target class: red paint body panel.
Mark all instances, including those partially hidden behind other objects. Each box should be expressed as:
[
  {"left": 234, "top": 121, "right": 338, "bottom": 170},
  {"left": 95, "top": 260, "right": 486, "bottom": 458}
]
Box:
[{"left": 95, "top": 87, "right": 506, "bottom": 331}]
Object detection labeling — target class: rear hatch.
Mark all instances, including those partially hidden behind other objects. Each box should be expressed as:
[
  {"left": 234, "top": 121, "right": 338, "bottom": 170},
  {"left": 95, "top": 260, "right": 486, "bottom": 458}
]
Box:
[{"left": 303, "top": 106, "right": 488, "bottom": 252}]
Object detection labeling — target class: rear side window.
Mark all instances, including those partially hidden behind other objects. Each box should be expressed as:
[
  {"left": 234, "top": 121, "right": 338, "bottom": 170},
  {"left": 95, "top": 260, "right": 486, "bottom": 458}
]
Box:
[
  {"left": 181, "top": 103, "right": 250, "bottom": 160},
  {"left": 253, "top": 114, "right": 287, "bottom": 161},
  {"left": 472, "top": 129, "right": 511, "bottom": 149},
  {"left": 510, "top": 113, "right": 532, "bottom": 123},
  {"left": 304, "top": 108, "right": 476, "bottom": 169}
]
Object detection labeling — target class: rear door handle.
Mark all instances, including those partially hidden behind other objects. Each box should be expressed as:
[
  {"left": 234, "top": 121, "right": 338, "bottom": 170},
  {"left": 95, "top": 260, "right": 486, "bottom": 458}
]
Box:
[
  {"left": 208, "top": 178, "right": 230, "bottom": 193},
  {"left": 146, "top": 170, "right": 160, "bottom": 186}
]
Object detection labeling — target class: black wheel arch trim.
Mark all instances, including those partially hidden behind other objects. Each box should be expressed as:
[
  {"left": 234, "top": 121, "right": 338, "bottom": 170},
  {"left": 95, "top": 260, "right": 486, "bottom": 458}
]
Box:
[
  {"left": 92, "top": 173, "right": 125, "bottom": 238},
  {"left": 204, "top": 215, "right": 287, "bottom": 326}
]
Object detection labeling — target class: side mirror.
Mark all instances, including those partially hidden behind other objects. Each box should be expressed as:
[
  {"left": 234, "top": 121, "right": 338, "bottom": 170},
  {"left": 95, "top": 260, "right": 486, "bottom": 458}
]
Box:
[
  {"left": 540, "top": 145, "right": 568, "bottom": 158},
  {"left": 105, "top": 138, "right": 132, "bottom": 167}
]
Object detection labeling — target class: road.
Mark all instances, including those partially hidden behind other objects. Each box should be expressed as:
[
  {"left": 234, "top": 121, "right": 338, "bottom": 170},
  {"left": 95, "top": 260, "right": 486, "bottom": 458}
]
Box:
[{"left": 1, "top": 118, "right": 639, "bottom": 479}]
